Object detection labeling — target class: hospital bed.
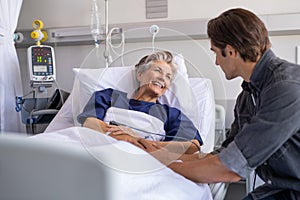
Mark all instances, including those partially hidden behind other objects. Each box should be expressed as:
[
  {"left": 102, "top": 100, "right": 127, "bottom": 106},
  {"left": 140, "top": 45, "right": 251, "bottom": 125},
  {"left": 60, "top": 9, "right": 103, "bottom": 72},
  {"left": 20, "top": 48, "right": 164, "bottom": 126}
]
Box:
[
  {"left": 45, "top": 54, "right": 216, "bottom": 153},
  {"left": 0, "top": 53, "right": 216, "bottom": 200}
]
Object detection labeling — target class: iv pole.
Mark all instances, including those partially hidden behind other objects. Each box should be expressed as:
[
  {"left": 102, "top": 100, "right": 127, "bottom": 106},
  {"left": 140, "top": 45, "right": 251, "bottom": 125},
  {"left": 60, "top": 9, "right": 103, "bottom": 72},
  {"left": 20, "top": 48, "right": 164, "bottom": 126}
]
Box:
[
  {"left": 93, "top": 0, "right": 121, "bottom": 68},
  {"left": 91, "top": 0, "right": 110, "bottom": 67},
  {"left": 104, "top": 0, "right": 109, "bottom": 68}
]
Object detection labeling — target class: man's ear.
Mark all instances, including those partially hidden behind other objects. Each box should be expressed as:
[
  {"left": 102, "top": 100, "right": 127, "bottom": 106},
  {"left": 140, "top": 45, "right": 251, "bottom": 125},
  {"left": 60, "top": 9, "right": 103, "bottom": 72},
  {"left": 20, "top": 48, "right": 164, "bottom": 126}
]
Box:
[{"left": 225, "top": 44, "right": 237, "bottom": 57}]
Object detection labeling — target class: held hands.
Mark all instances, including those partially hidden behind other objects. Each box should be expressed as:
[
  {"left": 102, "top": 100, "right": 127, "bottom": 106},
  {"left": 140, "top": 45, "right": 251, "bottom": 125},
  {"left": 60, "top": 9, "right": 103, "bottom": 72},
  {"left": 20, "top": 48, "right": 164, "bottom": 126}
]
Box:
[
  {"left": 105, "top": 126, "right": 194, "bottom": 166},
  {"left": 107, "top": 124, "right": 139, "bottom": 137},
  {"left": 138, "top": 138, "right": 182, "bottom": 165},
  {"left": 107, "top": 124, "right": 146, "bottom": 149},
  {"left": 137, "top": 139, "right": 162, "bottom": 152},
  {"left": 104, "top": 124, "right": 194, "bottom": 165},
  {"left": 138, "top": 139, "right": 207, "bottom": 164},
  {"left": 106, "top": 125, "right": 165, "bottom": 153},
  {"left": 84, "top": 118, "right": 165, "bottom": 152}
]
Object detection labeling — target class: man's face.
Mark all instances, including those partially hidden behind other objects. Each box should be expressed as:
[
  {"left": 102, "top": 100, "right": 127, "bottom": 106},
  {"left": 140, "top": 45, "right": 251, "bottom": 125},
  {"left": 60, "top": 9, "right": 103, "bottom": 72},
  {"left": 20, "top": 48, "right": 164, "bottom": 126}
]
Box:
[{"left": 210, "top": 42, "right": 239, "bottom": 80}]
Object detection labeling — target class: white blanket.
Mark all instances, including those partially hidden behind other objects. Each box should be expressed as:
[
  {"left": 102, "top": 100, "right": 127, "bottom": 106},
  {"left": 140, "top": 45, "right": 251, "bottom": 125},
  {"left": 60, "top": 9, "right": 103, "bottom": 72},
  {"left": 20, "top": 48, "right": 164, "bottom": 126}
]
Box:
[
  {"left": 33, "top": 127, "right": 212, "bottom": 200},
  {"left": 104, "top": 107, "right": 166, "bottom": 141}
]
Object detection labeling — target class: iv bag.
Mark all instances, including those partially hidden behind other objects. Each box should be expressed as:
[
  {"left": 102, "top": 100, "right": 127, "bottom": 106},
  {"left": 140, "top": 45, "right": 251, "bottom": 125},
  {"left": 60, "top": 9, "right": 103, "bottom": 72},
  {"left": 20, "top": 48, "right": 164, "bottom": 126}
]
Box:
[{"left": 90, "top": 0, "right": 101, "bottom": 45}]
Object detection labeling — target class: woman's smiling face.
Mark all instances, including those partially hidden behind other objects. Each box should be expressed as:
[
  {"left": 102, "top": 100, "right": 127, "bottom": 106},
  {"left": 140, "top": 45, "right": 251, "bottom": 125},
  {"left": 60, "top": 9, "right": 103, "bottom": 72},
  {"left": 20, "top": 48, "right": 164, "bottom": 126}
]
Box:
[{"left": 137, "top": 60, "right": 174, "bottom": 98}]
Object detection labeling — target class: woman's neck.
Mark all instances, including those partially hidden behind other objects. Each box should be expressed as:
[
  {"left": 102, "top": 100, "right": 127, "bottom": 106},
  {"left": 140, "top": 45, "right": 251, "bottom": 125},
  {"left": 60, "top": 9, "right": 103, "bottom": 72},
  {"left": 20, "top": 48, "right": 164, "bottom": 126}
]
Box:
[{"left": 133, "top": 88, "right": 158, "bottom": 103}]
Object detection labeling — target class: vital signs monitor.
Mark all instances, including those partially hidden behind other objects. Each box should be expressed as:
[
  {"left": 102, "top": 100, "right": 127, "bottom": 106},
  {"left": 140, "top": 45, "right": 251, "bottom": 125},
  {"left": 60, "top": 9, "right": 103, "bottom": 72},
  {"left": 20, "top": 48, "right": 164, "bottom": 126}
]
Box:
[{"left": 27, "top": 45, "right": 56, "bottom": 84}]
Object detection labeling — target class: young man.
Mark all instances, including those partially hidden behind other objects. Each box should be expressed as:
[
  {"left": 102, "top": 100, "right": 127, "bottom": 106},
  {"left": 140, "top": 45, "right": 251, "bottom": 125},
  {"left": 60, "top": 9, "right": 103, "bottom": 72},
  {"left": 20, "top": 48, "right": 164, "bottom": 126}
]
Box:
[{"left": 140, "top": 8, "right": 300, "bottom": 199}]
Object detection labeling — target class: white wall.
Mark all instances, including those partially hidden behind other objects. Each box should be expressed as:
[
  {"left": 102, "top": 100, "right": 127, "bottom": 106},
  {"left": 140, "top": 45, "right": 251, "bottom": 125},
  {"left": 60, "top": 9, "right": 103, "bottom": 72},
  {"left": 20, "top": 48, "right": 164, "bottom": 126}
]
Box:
[
  {"left": 18, "top": 0, "right": 300, "bottom": 29},
  {"left": 16, "top": 0, "right": 300, "bottom": 127}
]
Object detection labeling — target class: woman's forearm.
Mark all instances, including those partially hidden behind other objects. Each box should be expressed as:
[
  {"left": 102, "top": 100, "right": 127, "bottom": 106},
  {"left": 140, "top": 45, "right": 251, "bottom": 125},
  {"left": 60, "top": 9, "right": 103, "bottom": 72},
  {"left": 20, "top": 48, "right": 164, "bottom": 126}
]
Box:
[
  {"left": 157, "top": 140, "right": 200, "bottom": 154},
  {"left": 82, "top": 117, "right": 108, "bottom": 133}
]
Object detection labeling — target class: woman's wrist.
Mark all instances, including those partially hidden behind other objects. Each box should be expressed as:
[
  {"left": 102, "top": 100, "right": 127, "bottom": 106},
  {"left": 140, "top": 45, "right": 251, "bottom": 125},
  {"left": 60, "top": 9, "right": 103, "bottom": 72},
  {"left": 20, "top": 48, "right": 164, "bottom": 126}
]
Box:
[{"left": 191, "top": 141, "right": 200, "bottom": 152}]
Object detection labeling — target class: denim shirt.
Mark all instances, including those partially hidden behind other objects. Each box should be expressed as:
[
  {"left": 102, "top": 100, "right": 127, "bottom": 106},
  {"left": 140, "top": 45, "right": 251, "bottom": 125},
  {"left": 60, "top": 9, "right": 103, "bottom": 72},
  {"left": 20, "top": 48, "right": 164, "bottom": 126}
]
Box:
[
  {"left": 226, "top": 81, "right": 255, "bottom": 147},
  {"left": 211, "top": 81, "right": 254, "bottom": 155},
  {"left": 218, "top": 50, "right": 300, "bottom": 196}
]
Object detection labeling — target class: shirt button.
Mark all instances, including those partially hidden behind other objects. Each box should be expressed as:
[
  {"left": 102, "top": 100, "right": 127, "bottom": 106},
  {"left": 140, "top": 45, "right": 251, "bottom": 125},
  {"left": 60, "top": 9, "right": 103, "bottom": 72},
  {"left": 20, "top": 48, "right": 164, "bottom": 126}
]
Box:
[
  {"left": 267, "top": 180, "right": 272, "bottom": 184},
  {"left": 264, "top": 162, "right": 267, "bottom": 165}
]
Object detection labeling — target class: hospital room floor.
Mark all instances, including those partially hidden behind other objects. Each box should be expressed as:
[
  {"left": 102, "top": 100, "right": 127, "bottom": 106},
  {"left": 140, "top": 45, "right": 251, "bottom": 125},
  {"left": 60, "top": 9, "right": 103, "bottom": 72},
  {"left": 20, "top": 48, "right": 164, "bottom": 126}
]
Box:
[{"left": 224, "top": 180, "right": 246, "bottom": 200}]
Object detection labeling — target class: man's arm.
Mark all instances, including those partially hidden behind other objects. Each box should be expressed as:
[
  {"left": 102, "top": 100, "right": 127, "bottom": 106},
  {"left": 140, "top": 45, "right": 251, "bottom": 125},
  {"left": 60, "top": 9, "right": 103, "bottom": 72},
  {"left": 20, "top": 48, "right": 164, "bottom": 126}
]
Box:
[
  {"left": 168, "top": 155, "right": 241, "bottom": 183},
  {"left": 139, "top": 138, "right": 241, "bottom": 183},
  {"left": 166, "top": 149, "right": 241, "bottom": 184}
]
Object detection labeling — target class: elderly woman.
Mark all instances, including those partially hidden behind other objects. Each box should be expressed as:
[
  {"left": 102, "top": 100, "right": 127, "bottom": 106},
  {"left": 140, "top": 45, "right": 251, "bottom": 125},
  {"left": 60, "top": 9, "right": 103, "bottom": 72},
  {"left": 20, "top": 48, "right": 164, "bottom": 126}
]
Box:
[{"left": 77, "top": 50, "right": 202, "bottom": 154}]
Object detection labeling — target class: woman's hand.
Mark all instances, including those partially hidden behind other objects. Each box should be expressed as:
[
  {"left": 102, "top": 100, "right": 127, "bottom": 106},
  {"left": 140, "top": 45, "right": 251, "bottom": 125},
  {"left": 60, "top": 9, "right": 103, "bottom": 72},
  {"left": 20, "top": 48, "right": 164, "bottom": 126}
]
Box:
[
  {"left": 107, "top": 125, "right": 146, "bottom": 149},
  {"left": 137, "top": 138, "right": 162, "bottom": 152},
  {"left": 107, "top": 125, "right": 139, "bottom": 137}
]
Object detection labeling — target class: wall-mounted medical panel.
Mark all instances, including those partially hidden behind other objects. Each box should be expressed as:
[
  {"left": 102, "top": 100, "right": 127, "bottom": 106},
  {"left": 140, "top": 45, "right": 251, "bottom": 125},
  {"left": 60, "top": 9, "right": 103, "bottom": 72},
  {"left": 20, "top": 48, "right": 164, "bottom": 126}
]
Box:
[{"left": 16, "top": 12, "right": 300, "bottom": 48}]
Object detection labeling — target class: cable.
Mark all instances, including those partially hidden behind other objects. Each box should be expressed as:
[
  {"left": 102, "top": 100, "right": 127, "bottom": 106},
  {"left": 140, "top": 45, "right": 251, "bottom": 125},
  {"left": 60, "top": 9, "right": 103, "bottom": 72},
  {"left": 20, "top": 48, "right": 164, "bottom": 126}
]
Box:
[
  {"left": 106, "top": 27, "right": 125, "bottom": 66},
  {"left": 28, "top": 108, "right": 38, "bottom": 134},
  {"left": 52, "top": 79, "right": 65, "bottom": 106},
  {"left": 149, "top": 25, "right": 159, "bottom": 51}
]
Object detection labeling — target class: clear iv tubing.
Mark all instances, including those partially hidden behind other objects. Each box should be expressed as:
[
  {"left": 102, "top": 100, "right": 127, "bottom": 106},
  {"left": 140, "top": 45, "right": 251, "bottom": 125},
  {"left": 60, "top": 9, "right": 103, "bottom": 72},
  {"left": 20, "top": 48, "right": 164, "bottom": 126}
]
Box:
[{"left": 90, "top": 0, "right": 101, "bottom": 47}]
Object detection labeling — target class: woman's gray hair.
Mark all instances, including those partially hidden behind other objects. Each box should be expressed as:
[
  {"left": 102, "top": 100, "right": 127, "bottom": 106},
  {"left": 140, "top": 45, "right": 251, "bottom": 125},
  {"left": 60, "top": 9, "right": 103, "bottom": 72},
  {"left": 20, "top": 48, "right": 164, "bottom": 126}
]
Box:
[{"left": 135, "top": 51, "right": 177, "bottom": 75}]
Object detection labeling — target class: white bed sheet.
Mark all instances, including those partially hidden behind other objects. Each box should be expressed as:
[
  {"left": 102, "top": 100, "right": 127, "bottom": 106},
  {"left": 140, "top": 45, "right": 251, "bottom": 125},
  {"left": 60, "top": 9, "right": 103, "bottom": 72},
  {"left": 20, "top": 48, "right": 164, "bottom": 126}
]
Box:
[
  {"left": 34, "top": 126, "right": 213, "bottom": 200},
  {"left": 39, "top": 62, "right": 215, "bottom": 199}
]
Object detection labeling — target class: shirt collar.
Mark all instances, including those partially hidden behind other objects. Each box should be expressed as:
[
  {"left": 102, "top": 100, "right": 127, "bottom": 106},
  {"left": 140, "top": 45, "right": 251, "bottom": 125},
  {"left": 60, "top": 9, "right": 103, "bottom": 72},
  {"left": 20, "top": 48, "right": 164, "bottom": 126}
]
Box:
[
  {"left": 241, "top": 80, "right": 251, "bottom": 92},
  {"left": 249, "top": 49, "right": 276, "bottom": 92}
]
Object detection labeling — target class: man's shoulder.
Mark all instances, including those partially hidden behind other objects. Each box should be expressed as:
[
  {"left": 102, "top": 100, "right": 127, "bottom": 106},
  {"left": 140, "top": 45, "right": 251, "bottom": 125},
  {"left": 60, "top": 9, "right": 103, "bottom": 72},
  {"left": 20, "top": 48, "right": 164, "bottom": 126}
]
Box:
[{"left": 270, "top": 58, "right": 300, "bottom": 82}]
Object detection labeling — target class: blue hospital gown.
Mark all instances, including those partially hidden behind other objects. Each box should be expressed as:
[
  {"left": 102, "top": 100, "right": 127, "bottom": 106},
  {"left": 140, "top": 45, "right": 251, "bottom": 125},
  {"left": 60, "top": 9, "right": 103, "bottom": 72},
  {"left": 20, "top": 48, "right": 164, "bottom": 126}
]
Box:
[{"left": 77, "top": 88, "right": 203, "bottom": 145}]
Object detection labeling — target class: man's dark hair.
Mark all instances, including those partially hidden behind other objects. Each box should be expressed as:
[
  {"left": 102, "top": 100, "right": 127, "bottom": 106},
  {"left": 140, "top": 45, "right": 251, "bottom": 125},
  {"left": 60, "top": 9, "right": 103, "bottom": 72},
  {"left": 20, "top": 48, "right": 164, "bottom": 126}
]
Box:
[{"left": 207, "top": 8, "right": 271, "bottom": 62}]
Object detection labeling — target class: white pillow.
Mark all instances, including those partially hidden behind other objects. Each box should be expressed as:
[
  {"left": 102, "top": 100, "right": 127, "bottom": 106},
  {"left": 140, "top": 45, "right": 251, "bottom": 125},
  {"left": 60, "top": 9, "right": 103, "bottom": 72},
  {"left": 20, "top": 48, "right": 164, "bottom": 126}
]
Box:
[
  {"left": 72, "top": 66, "right": 138, "bottom": 121},
  {"left": 189, "top": 78, "right": 215, "bottom": 153},
  {"left": 72, "top": 53, "right": 191, "bottom": 123}
]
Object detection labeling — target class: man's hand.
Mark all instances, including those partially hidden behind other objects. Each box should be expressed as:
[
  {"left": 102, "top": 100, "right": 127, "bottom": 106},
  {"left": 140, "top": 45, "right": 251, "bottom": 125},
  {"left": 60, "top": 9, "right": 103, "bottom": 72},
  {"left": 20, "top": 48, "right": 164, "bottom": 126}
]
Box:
[{"left": 138, "top": 138, "right": 182, "bottom": 165}]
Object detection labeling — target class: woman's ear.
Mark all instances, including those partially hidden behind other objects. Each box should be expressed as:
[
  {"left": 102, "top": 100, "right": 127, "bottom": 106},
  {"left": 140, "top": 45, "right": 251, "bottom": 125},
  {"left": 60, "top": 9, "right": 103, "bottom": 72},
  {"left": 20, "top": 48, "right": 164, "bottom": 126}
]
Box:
[{"left": 136, "top": 72, "right": 142, "bottom": 83}]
